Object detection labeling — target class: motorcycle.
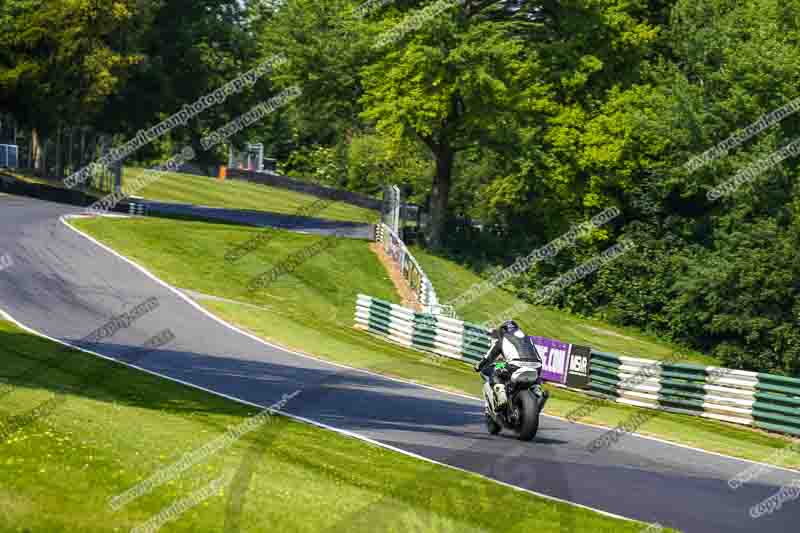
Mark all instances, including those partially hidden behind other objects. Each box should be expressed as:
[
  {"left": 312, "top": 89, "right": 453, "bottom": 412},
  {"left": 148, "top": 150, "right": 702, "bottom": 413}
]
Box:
[{"left": 481, "top": 359, "right": 548, "bottom": 441}]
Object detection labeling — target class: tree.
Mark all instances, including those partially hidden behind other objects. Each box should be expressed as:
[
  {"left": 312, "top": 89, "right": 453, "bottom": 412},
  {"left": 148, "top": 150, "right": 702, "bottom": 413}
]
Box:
[
  {"left": 360, "top": 1, "right": 541, "bottom": 247},
  {"left": 258, "top": 0, "right": 372, "bottom": 148},
  {"left": 0, "top": 0, "right": 143, "bottom": 133}
]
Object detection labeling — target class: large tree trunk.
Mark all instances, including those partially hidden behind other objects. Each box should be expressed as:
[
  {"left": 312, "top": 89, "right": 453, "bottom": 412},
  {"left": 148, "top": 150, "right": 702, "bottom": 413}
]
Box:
[
  {"left": 80, "top": 128, "right": 87, "bottom": 168},
  {"left": 55, "top": 124, "right": 63, "bottom": 179},
  {"left": 428, "top": 144, "right": 454, "bottom": 249},
  {"left": 67, "top": 127, "right": 73, "bottom": 174},
  {"left": 31, "top": 128, "right": 41, "bottom": 174}
]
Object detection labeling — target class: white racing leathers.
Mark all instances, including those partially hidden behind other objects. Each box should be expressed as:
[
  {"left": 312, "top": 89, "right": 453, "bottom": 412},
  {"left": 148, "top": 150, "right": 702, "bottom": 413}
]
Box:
[{"left": 478, "top": 330, "right": 539, "bottom": 409}]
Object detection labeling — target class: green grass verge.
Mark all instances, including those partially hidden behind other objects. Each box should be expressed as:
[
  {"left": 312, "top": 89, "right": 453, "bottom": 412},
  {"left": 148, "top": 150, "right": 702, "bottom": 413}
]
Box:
[
  {"left": 68, "top": 217, "right": 800, "bottom": 471},
  {"left": 412, "top": 247, "right": 718, "bottom": 366},
  {"left": 125, "top": 167, "right": 377, "bottom": 223},
  {"left": 71, "top": 217, "right": 397, "bottom": 324},
  {"left": 0, "top": 321, "right": 660, "bottom": 533}
]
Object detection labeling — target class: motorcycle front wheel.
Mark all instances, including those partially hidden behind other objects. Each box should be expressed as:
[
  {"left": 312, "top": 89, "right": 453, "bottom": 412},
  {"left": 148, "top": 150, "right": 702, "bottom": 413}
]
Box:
[
  {"left": 485, "top": 412, "right": 501, "bottom": 435},
  {"left": 515, "top": 390, "right": 540, "bottom": 441}
]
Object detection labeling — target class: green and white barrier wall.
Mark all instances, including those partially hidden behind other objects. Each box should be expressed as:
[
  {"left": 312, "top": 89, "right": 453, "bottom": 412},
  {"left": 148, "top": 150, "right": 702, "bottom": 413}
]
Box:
[
  {"left": 355, "top": 294, "right": 490, "bottom": 364},
  {"left": 355, "top": 294, "right": 590, "bottom": 386},
  {"left": 590, "top": 352, "right": 800, "bottom": 437},
  {"left": 355, "top": 294, "right": 800, "bottom": 438}
]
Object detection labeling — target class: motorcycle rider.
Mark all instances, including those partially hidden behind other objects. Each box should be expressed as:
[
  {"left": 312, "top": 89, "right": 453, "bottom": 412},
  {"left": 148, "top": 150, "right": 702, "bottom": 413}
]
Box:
[{"left": 474, "top": 320, "right": 547, "bottom": 411}]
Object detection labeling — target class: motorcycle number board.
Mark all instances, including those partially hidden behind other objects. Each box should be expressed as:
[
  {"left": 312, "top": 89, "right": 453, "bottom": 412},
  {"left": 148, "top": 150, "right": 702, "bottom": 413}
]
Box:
[{"left": 528, "top": 336, "right": 571, "bottom": 384}]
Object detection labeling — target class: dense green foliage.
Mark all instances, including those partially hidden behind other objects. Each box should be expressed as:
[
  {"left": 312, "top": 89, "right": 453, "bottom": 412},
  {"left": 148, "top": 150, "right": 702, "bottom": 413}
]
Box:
[
  {"left": 2, "top": 0, "right": 799, "bottom": 373},
  {"left": 542, "top": 0, "right": 800, "bottom": 376}
]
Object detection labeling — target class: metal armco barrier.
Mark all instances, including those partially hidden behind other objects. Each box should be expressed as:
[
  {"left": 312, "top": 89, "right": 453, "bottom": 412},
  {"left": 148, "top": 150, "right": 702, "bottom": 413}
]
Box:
[{"left": 590, "top": 351, "right": 800, "bottom": 437}]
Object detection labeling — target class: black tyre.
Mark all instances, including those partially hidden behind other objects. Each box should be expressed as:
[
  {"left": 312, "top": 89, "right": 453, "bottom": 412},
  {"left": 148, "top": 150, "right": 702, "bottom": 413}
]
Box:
[
  {"left": 516, "top": 390, "right": 540, "bottom": 441},
  {"left": 486, "top": 411, "right": 501, "bottom": 435}
]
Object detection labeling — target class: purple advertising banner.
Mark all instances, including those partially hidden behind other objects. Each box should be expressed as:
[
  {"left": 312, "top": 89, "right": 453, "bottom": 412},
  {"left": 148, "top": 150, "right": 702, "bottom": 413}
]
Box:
[{"left": 528, "top": 336, "right": 572, "bottom": 384}]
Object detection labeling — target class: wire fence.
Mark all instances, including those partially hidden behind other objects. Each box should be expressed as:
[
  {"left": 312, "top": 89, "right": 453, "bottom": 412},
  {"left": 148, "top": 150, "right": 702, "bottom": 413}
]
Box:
[
  {"left": 33, "top": 127, "right": 122, "bottom": 193},
  {"left": 0, "top": 114, "right": 121, "bottom": 193}
]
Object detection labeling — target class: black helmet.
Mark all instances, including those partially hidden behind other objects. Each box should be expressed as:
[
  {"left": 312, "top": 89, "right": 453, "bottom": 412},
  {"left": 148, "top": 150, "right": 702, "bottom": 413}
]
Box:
[{"left": 499, "top": 320, "right": 520, "bottom": 334}]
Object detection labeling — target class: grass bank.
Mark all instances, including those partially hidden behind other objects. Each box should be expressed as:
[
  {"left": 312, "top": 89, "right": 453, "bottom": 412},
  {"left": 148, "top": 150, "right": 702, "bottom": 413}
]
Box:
[
  {"left": 1, "top": 167, "right": 377, "bottom": 224},
  {"left": 126, "top": 167, "right": 377, "bottom": 223}
]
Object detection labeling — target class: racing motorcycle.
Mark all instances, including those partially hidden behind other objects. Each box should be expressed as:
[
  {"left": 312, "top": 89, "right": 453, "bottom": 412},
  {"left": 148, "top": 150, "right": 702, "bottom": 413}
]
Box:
[{"left": 481, "top": 359, "right": 547, "bottom": 441}]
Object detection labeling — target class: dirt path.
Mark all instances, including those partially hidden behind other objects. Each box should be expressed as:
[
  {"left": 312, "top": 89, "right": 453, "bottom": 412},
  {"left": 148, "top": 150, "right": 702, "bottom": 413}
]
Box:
[{"left": 370, "top": 242, "right": 421, "bottom": 311}]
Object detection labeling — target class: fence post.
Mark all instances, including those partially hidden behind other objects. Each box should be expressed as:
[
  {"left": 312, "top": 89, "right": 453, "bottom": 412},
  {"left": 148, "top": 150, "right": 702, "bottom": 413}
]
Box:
[
  {"left": 113, "top": 159, "right": 123, "bottom": 193},
  {"left": 392, "top": 185, "right": 402, "bottom": 240}
]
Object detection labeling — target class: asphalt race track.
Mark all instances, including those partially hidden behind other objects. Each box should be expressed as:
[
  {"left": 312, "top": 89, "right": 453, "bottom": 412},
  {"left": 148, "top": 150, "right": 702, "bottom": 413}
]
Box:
[
  {"left": 1, "top": 194, "right": 798, "bottom": 533},
  {"left": 130, "top": 198, "right": 374, "bottom": 239}
]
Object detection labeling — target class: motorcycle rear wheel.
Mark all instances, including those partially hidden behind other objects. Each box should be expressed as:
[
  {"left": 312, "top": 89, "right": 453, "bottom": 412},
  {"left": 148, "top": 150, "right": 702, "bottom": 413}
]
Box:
[{"left": 516, "top": 390, "right": 540, "bottom": 441}]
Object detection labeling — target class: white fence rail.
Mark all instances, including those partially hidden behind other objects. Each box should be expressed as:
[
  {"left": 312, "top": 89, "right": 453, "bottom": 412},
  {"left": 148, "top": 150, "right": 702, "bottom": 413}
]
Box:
[{"left": 375, "top": 223, "right": 454, "bottom": 316}]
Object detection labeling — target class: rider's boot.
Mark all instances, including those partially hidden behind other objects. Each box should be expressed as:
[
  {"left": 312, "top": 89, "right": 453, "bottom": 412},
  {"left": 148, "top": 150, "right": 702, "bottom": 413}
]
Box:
[{"left": 483, "top": 381, "right": 496, "bottom": 412}]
